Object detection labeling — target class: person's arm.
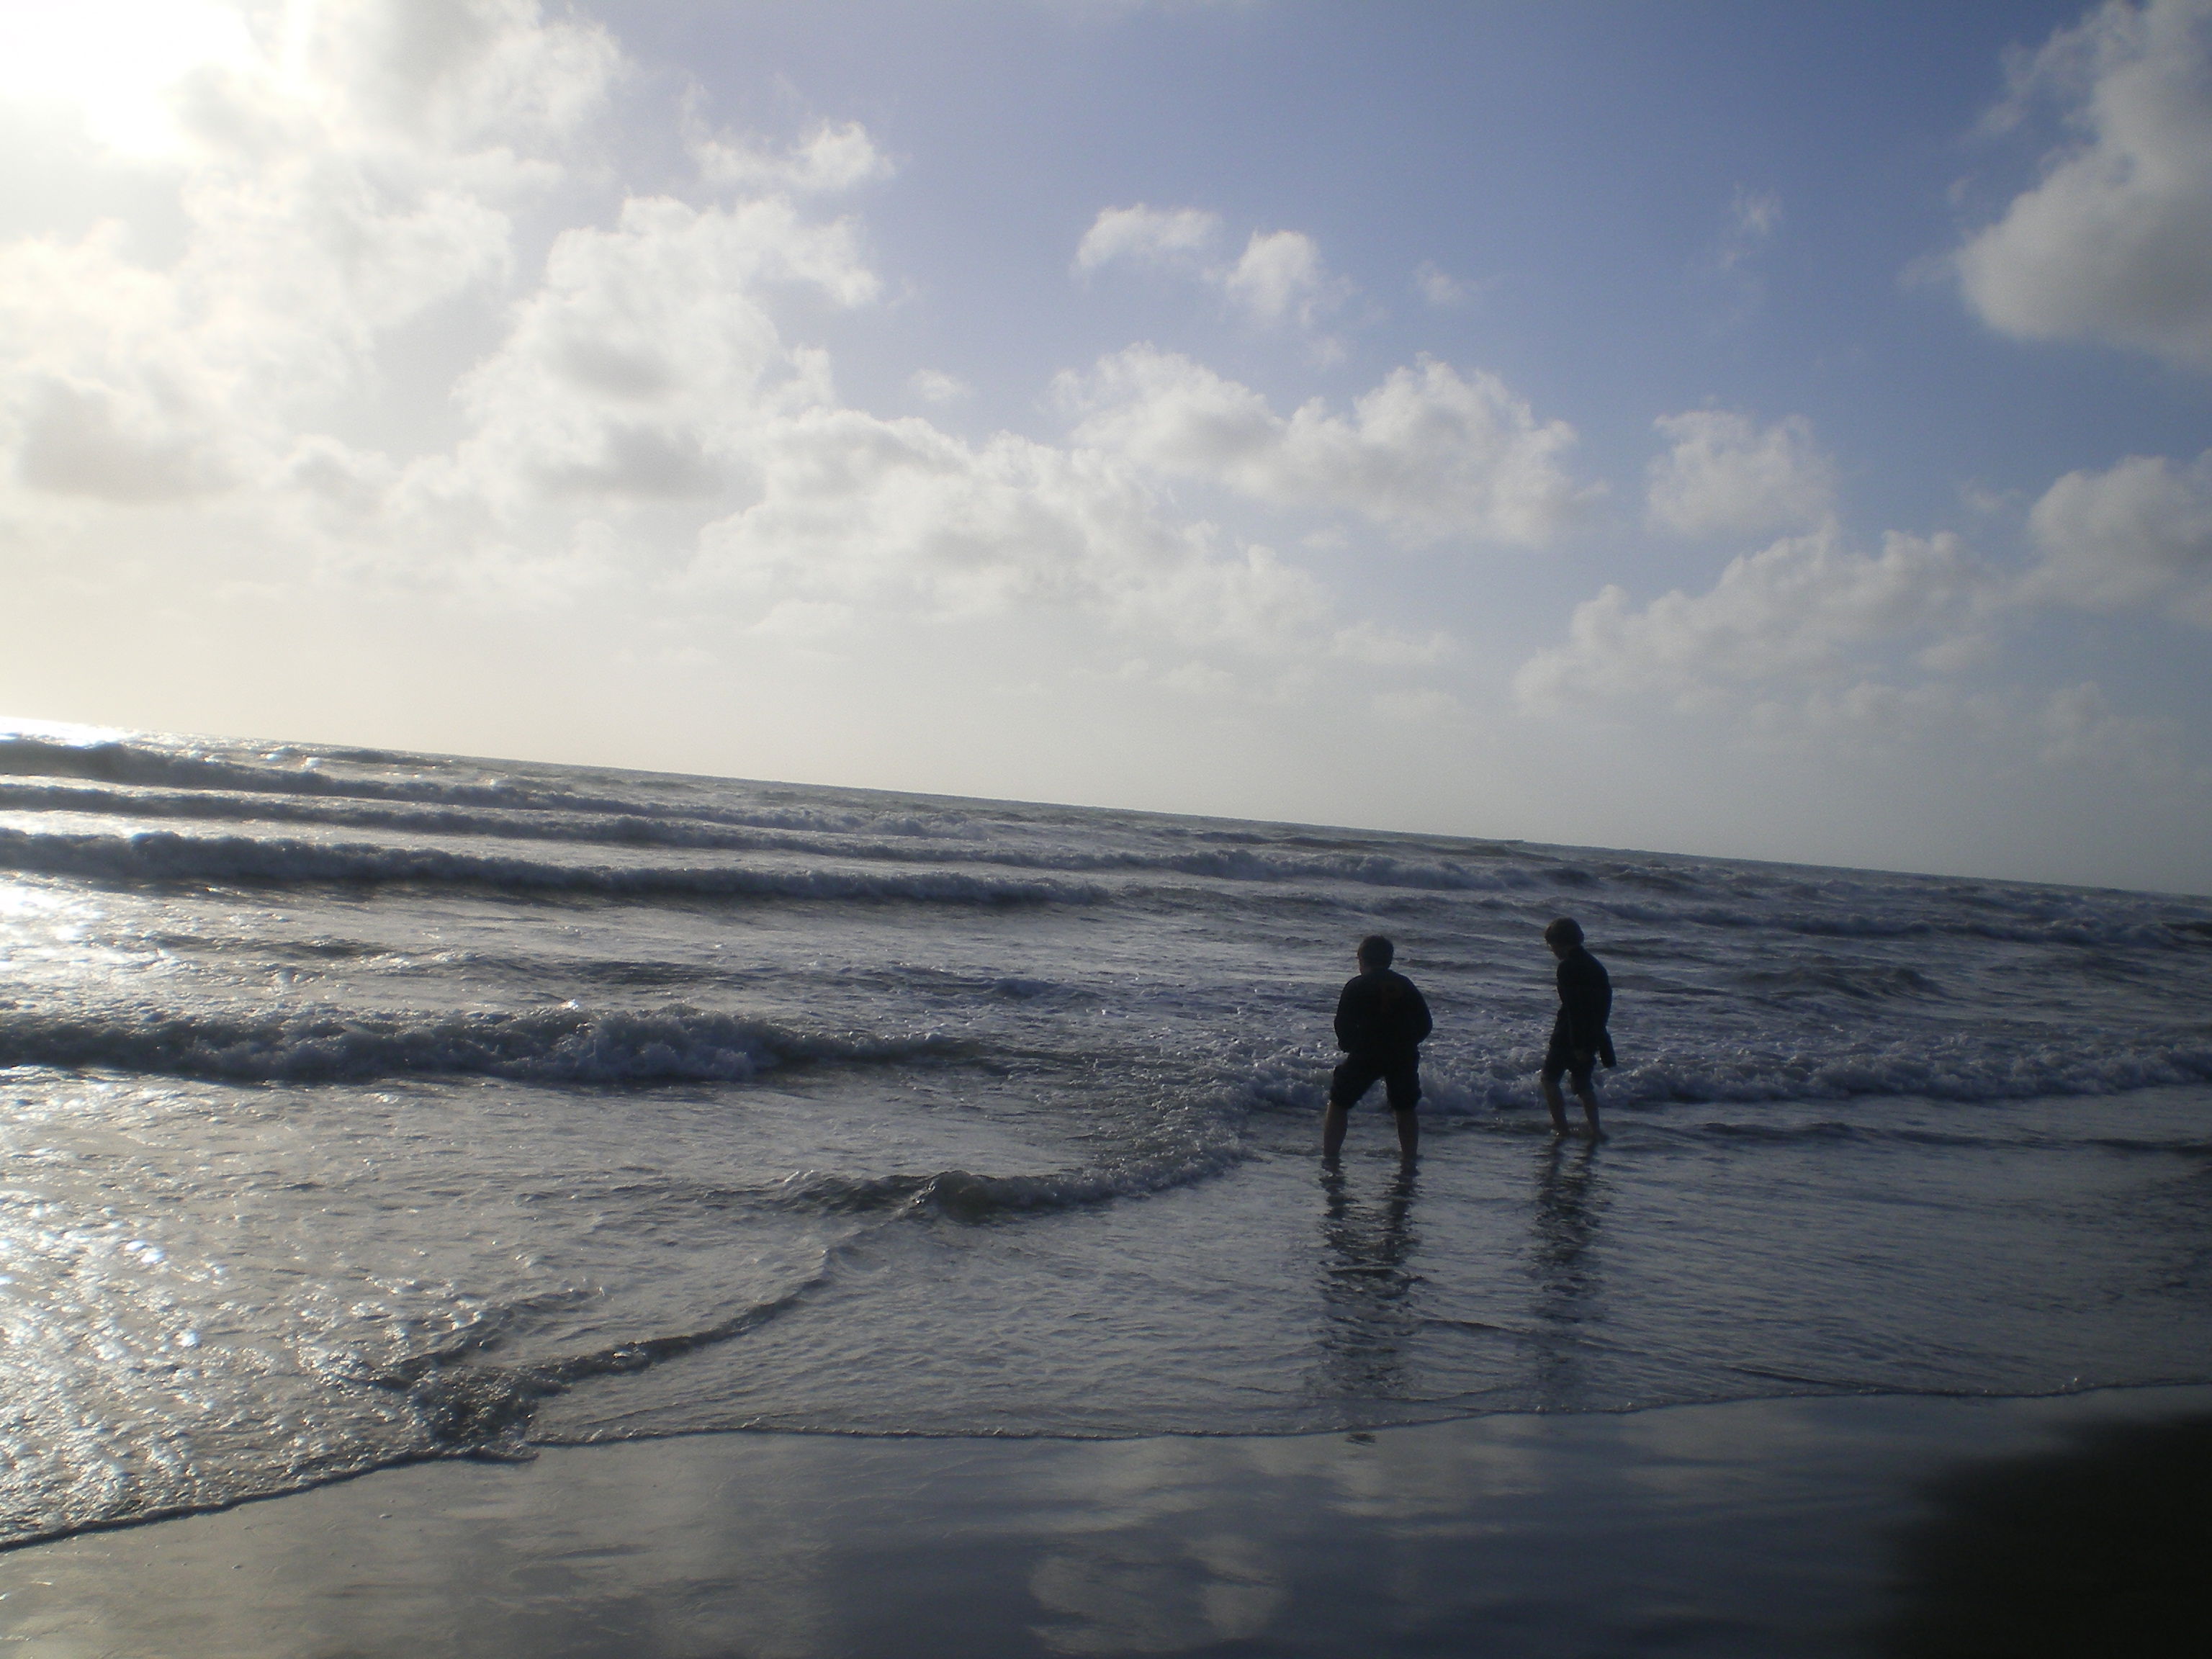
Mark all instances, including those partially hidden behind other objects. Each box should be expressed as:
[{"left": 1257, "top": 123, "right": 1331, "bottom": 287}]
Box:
[
  {"left": 1333, "top": 980, "right": 1359, "bottom": 1052},
  {"left": 1407, "top": 984, "right": 1433, "bottom": 1046},
  {"left": 1592, "top": 959, "right": 1614, "bottom": 1065}
]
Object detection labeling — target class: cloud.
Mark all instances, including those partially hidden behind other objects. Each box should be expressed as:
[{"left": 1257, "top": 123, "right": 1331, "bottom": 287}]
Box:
[
  {"left": 1073, "top": 205, "right": 1350, "bottom": 333},
  {"left": 11, "top": 374, "right": 232, "bottom": 501},
  {"left": 2038, "top": 679, "right": 2184, "bottom": 772},
  {"left": 687, "top": 410, "right": 1394, "bottom": 664},
  {"left": 277, "top": 0, "right": 621, "bottom": 160},
  {"left": 908, "top": 369, "right": 974, "bottom": 404},
  {"left": 693, "top": 121, "right": 895, "bottom": 195},
  {"left": 426, "top": 192, "right": 879, "bottom": 508},
  {"left": 1413, "top": 261, "right": 1476, "bottom": 307},
  {"left": 1645, "top": 410, "right": 1838, "bottom": 538},
  {"left": 1514, "top": 526, "right": 1995, "bottom": 712},
  {"left": 397, "top": 181, "right": 1398, "bottom": 665},
  {"left": 1218, "top": 229, "right": 1349, "bottom": 330},
  {"left": 1954, "top": 0, "right": 2212, "bottom": 370},
  {"left": 1061, "top": 346, "right": 1593, "bottom": 547},
  {"left": 1074, "top": 204, "right": 1222, "bottom": 274},
  {"left": 1716, "top": 186, "right": 1782, "bottom": 269},
  {"left": 2023, "top": 449, "right": 2212, "bottom": 621}
]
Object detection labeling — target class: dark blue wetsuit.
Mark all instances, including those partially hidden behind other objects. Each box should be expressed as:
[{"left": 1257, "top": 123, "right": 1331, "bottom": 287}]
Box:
[
  {"left": 1330, "top": 968, "right": 1434, "bottom": 1112},
  {"left": 1542, "top": 945, "right": 1613, "bottom": 1086}
]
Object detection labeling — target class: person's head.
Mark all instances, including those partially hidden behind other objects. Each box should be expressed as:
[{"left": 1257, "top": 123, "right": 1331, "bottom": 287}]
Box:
[
  {"left": 1356, "top": 934, "right": 1394, "bottom": 971},
  {"left": 1543, "top": 917, "right": 1583, "bottom": 958}
]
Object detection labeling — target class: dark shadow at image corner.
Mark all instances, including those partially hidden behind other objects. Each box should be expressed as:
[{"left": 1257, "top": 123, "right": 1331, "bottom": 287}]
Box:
[{"left": 1872, "top": 1411, "right": 2212, "bottom": 1658}]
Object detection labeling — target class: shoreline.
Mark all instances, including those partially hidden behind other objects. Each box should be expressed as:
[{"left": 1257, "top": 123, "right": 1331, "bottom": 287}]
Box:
[{"left": 4, "top": 1383, "right": 2208, "bottom": 1658}]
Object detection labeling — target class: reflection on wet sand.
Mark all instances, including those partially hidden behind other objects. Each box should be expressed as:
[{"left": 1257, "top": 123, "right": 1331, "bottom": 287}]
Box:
[
  {"left": 1312, "top": 1165, "right": 1421, "bottom": 1406},
  {"left": 1028, "top": 1527, "right": 1285, "bottom": 1655},
  {"left": 1529, "top": 1140, "right": 1609, "bottom": 1410}
]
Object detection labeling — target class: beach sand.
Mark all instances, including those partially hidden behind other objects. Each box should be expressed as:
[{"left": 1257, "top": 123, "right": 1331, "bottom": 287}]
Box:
[{"left": 3, "top": 1385, "right": 2206, "bottom": 1658}]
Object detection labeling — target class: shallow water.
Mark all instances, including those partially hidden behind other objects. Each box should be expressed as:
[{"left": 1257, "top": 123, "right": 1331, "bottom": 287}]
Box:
[{"left": 2, "top": 724, "right": 2208, "bottom": 1545}]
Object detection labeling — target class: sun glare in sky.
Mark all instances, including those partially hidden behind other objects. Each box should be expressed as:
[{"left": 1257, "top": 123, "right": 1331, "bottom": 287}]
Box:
[{"left": 0, "top": 0, "right": 256, "bottom": 157}]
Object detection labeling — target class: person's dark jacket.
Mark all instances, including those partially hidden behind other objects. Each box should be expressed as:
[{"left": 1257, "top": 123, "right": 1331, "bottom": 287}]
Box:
[
  {"left": 1334, "top": 968, "right": 1433, "bottom": 1059},
  {"left": 1555, "top": 946, "right": 1616, "bottom": 1068}
]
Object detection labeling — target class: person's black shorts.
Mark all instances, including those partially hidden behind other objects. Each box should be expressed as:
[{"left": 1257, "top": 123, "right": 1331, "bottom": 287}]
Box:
[
  {"left": 1330, "top": 1051, "right": 1421, "bottom": 1112},
  {"left": 1540, "top": 1020, "right": 1596, "bottom": 1087}
]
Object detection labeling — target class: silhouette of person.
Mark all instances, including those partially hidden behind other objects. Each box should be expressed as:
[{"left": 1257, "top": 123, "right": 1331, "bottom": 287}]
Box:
[
  {"left": 1323, "top": 935, "right": 1432, "bottom": 1163},
  {"left": 1540, "top": 917, "right": 1613, "bottom": 1138}
]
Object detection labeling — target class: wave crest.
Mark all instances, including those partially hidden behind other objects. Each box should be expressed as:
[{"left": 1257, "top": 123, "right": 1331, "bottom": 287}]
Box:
[
  {"left": 0, "top": 1003, "right": 956, "bottom": 1084},
  {"left": 0, "top": 827, "right": 1100, "bottom": 905},
  {"left": 1411, "top": 1037, "right": 2212, "bottom": 1111}
]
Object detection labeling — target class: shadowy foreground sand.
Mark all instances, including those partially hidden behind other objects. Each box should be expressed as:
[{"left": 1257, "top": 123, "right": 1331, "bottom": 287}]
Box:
[{"left": 3, "top": 1385, "right": 2207, "bottom": 1658}]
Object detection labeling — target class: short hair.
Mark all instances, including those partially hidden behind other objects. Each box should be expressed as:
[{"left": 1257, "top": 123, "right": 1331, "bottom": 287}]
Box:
[
  {"left": 1357, "top": 934, "right": 1394, "bottom": 968},
  {"left": 1544, "top": 917, "right": 1584, "bottom": 948}
]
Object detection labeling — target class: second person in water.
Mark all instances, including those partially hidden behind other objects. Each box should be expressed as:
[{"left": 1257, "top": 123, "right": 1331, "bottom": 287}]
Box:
[{"left": 1542, "top": 915, "right": 1612, "bottom": 1138}]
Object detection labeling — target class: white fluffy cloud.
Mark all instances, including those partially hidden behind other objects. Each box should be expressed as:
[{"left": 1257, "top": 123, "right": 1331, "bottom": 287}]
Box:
[
  {"left": 1955, "top": 0, "right": 2212, "bottom": 370},
  {"left": 1645, "top": 410, "right": 1837, "bottom": 539},
  {"left": 238, "top": 0, "right": 616, "bottom": 180},
  {"left": 2023, "top": 449, "right": 2212, "bottom": 621},
  {"left": 425, "top": 193, "right": 878, "bottom": 508},
  {"left": 692, "top": 122, "right": 895, "bottom": 195},
  {"left": 908, "top": 369, "right": 974, "bottom": 405},
  {"left": 1061, "top": 346, "right": 1591, "bottom": 547},
  {"left": 689, "top": 411, "right": 1366, "bottom": 659},
  {"left": 1217, "top": 229, "right": 1348, "bottom": 331},
  {"left": 1515, "top": 527, "right": 1995, "bottom": 712},
  {"left": 1074, "top": 204, "right": 1349, "bottom": 333},
  {"left": 1413, "top": 261, "right": 1476, "bottom": 307},
  {"left": 1074, "top": 204, "right": 1222, "bottom": 274}
]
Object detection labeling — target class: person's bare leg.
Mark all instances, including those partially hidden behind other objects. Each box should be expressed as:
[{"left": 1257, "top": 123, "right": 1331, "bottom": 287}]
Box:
[
  {"left": 1540, "top": 1076, "right": 1570, "bottom": 1134},
  {"left": 1393, "top": 1108, "right": 1419, "bottom": 1162},
  {"left": 1322, "top": 1102, "right": 1350, "bottom": 1161},
  {"left": 1573, "top": 1079, "right": 1602, "bottom": 1138}
]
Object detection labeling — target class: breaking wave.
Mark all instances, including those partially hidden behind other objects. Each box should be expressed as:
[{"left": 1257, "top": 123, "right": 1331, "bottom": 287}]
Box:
[
  {"left": 0, "top": 735, "right": 974, "bottom": 839},
  {"left": 1595, "top": 899, "right": 2207, "bottom": 950},
  {"left": 0, "top": 1003, "right": 960, "bottom": 1084},
  {"left": 774, "top": 1111, "right": 1244, "bottom": 1222},
  {"left": 1415, "top": 1035, "right": 2212, "bottom": 1112},
  {"left": 0, "top": 782, "right": 1549, "bottom": 891},
  {"left": 0, "top": 827, "right": 1101, "bottom": 904}
]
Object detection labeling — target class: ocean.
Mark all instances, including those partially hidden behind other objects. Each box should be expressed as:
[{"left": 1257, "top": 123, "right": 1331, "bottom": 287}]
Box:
[{"left": 2, "top": 724, "right": 2208, "bottom": 1552}]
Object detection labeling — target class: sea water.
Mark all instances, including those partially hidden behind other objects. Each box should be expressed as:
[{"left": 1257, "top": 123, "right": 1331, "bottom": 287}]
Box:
[{"left": 1, "top": 724, "right": 2207, "bottom": 1547}]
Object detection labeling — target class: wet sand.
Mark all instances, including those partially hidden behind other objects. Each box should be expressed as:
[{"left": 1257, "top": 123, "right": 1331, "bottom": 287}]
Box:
[{"left": 3, "top": 1385, "right": 2207, "bottom": 1658}]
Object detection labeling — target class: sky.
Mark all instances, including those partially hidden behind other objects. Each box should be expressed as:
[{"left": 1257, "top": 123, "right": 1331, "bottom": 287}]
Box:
[{"left": 1, "top": 0, "right": 2208, "bottom": 894}]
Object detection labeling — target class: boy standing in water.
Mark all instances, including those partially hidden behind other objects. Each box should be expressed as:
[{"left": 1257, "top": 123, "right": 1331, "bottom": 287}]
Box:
[
  {"left": 1323, "top": 935, "right": 1432, "bottom": 1163},
  {"left": 1541, "top": 917, "right": 1612, "bottom": 1138}
]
